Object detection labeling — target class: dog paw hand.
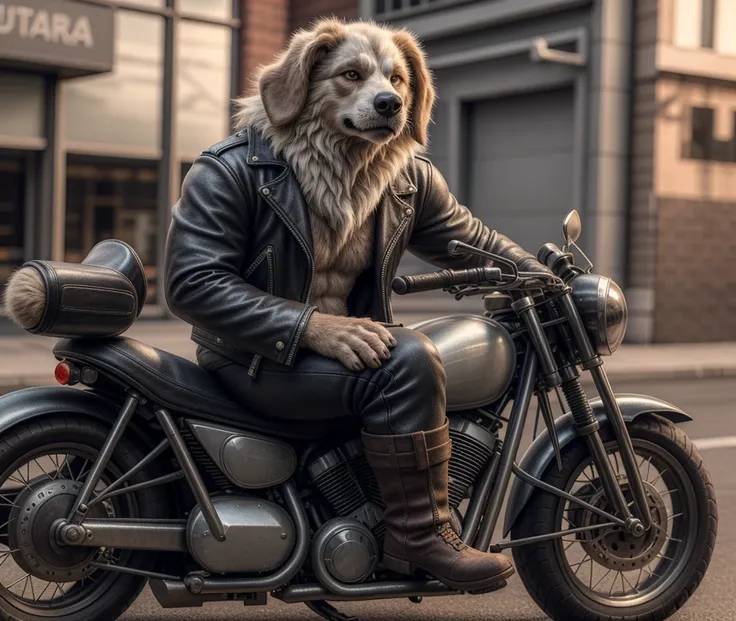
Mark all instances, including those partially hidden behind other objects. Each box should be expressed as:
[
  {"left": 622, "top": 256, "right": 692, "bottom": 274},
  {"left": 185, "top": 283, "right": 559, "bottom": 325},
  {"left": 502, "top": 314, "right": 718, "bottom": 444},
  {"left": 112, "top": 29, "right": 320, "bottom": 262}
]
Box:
[{"left": 301, "top": 313, "right": 396, "bottom": 371}]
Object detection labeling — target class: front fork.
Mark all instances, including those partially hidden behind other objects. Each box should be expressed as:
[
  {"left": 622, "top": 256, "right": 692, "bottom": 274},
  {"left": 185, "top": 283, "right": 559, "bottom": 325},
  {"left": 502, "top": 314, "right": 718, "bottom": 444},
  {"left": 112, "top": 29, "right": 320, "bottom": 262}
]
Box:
[{"left": 514, "top": 293, "right": 652, "bottom": 535}]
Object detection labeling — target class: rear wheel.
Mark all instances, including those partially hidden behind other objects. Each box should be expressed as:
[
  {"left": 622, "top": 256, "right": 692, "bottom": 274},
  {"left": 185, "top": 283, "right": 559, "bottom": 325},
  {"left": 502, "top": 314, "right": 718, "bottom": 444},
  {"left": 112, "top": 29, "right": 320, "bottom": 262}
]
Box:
[
  {"left": 0, "top": 416, "right": 166, "bottom": 621},
  {"left": 512, "top": 414, "right": 717, "bottom": 621}
]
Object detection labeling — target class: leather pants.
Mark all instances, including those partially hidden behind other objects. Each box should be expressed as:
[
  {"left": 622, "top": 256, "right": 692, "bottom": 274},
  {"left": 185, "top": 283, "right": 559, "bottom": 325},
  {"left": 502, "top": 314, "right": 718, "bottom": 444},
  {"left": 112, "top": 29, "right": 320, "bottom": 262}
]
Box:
[{"left": 197, "top": 327, "right": 446, "bottom": 435}]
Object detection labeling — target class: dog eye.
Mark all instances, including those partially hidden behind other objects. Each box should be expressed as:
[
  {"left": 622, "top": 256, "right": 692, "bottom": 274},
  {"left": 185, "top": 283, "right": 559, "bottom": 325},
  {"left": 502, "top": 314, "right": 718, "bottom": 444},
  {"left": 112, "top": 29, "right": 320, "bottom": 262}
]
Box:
[
  {"left": 390, "top": 75, "right": 402, "bottom": 85},
  {"left": 344, "top": 70, "right": 360, "bottom": 81}
]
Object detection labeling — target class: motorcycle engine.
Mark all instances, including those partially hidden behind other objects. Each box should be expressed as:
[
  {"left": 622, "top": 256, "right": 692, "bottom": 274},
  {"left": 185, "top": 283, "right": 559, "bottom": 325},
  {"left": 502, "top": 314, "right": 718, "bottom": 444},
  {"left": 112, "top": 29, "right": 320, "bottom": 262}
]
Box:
[
  {"left": 187, "top": 496, "right": 296, "bottom": 574},
  {"left": 308, "top": 417, "right": 497, "bottom": 584}
]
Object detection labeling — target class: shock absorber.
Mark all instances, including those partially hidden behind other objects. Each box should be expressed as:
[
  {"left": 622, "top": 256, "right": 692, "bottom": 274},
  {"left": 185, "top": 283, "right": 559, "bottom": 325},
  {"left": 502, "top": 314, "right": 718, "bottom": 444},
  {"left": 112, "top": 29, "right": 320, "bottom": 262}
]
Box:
[{"left": 561, "top": 378, "right": 599, "bottom": 436}]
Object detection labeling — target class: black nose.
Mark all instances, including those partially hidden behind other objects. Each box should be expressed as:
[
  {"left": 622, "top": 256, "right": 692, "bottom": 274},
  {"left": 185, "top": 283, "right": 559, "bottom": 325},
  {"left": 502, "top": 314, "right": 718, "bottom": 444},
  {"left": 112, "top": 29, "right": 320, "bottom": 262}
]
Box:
[{"left": 374, "top": 92, "right": 402, "bottom": 118}]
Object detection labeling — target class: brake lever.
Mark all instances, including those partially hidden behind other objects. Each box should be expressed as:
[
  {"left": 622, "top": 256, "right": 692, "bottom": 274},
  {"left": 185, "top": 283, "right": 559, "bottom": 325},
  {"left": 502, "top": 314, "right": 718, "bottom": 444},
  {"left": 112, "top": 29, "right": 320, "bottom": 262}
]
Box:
[{"left": 447, "top": 240, "right": 519, "bottom": 278}]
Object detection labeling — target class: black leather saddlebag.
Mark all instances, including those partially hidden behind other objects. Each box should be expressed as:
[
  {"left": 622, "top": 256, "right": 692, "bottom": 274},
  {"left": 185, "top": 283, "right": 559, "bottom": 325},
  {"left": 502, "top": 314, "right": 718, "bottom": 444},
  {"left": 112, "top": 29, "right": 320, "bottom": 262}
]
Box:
[{"left": 11, "top": 240, "right": 147, "bottom": 338}]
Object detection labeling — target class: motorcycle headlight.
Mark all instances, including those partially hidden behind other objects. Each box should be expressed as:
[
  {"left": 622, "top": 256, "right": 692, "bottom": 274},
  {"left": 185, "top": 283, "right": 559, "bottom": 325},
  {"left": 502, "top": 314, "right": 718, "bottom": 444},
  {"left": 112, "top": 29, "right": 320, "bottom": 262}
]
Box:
[{"left": 569, "top": 274, "right": 628, "bottom": 356}]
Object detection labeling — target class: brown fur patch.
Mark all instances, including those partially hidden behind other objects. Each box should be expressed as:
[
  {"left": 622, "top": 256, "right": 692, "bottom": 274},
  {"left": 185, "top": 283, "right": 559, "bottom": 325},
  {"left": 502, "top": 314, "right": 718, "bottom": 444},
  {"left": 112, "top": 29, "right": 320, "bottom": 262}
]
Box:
[{"left": 4, "top": 267, "right": 46, "bottom": 330}]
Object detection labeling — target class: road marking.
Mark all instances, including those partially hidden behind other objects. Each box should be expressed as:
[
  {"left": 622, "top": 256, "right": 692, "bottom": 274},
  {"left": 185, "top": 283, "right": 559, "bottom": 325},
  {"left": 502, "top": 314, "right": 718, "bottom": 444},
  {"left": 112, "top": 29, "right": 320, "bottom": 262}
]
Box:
[{"left": 694, "top": 436, "right": 736, "bottom": 451}]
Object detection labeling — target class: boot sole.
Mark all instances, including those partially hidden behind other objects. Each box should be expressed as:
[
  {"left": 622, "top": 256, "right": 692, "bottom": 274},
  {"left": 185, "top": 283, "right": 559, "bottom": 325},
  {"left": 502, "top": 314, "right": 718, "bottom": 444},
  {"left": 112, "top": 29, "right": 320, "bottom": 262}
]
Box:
[{"left": 384, "top": 554, "right": 515, "bottom": 593}]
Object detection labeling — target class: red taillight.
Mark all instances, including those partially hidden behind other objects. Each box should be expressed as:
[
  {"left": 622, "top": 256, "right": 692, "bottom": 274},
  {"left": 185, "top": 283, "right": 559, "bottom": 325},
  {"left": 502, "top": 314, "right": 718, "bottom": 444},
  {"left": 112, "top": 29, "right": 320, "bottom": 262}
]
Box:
[
  {"left": 55, "top": 362, "right": 81, "bottom": 385},
  {"left": 54, "top": 363, "right": 71, "bottom": 385}
]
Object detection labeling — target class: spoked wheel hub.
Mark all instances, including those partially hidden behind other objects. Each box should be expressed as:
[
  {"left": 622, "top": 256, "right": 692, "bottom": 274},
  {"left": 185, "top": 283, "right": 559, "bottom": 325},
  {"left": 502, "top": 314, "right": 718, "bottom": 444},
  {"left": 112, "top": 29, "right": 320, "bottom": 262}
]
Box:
[
  {"left": 574, "top": 480, "right": 669, "bottom": 573},
  {"left": 8, "top": 479, "right": 106, "bottom": 582}
]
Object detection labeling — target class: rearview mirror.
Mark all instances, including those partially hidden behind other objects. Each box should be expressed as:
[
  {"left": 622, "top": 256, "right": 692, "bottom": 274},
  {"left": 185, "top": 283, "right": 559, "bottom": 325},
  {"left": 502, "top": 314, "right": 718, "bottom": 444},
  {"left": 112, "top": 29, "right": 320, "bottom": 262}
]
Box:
[{"left": 562, "top": 210, "right": 582, "bottom": 246}]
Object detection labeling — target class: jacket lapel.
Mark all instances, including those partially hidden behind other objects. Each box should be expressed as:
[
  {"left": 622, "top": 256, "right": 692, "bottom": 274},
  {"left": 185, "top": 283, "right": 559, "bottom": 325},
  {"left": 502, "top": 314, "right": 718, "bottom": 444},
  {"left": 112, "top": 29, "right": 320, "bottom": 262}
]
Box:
[
  {"left": 246, "top": 129, "right": 314, "bottom": 258},
  {"left": 372, "top": 168, "right": 419, "bottom": 319}
]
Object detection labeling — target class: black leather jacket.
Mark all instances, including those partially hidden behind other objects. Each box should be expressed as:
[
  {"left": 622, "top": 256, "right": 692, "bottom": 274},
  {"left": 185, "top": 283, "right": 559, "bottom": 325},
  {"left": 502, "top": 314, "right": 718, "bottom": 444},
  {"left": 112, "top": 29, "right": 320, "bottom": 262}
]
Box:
[{"left": 165, "top": 127, "right": 542, "bottom": 377}]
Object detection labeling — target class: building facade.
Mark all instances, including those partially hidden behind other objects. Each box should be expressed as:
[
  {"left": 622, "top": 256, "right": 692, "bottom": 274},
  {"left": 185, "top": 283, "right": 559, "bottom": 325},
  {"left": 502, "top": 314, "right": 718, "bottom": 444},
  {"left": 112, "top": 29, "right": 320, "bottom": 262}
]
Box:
[
  {"left": 0, "top": 0, "right": 240, "bottom": 313},
  {"left": 290, "top": 0, "right": 736, "bottom": 344},
  {"left": 2, "top": 0, "right": 734, "bottom": 342}
]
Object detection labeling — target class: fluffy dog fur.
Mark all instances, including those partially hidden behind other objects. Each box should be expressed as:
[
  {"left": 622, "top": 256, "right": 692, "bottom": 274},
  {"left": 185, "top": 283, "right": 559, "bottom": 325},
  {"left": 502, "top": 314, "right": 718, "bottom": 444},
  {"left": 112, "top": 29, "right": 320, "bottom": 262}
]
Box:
[
  {"left": 4, "top": 267, "right": 46, "bottom": 330},
  {"left": 235, "top": 18, "right": 434, "bottom": 316}
]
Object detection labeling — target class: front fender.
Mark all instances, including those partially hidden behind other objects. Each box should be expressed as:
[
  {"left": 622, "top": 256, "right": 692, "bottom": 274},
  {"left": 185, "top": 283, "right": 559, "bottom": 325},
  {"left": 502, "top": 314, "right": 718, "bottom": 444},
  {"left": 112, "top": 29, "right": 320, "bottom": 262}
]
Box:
[
  {"left": 502, "top": 393, "right": 691, "bottom": 537},
  {"left": 0, "top": 386, "right": 154, "bottom": 449}
]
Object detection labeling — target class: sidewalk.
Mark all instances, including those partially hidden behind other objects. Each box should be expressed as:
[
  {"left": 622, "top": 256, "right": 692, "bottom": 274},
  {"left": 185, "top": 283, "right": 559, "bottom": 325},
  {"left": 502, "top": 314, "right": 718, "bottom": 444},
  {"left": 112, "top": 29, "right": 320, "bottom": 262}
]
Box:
[{"left": 0, "top": 315, "right": 735, "bottom": 391}]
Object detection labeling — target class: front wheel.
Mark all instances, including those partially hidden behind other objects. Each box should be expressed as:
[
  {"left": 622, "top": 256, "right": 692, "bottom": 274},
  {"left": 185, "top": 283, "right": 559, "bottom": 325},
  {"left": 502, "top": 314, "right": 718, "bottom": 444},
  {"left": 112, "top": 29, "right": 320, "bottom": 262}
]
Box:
[{"left": 512, "top": 414, "right": 717, "bottom": 621}]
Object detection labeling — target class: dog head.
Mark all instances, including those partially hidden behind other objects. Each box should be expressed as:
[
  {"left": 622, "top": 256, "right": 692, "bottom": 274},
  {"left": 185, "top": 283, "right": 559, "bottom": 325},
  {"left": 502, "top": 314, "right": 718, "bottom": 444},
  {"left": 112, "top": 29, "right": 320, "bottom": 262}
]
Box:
[{"left": 257, "top": 19, "right": 435, "bottom": 146}]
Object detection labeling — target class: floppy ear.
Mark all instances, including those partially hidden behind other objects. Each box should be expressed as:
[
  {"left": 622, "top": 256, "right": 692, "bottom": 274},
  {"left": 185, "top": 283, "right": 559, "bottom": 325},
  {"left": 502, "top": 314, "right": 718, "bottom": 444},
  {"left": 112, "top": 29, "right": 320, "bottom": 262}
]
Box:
[
  {"left": 259, "top": 19, "right": 346, "bottom": 127},
  {"left": 392, "top": 29, "right": 435, "bottom": 146}
]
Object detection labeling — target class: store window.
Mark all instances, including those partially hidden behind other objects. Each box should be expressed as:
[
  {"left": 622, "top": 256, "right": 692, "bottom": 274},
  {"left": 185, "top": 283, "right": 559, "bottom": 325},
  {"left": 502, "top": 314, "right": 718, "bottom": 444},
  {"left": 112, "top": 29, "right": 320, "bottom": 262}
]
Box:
[
  {"left": 179, "top": 0, "right": 231, "bottom": 21},
  {"left": 65, "top": 157, "right": 159, "bottom": 304},
  {"left": 177, "top": 21, "right": 232, "bottom": 159},
  {"left": 64, "top": 11, "right": 165, "bottom": 153},
  {"left": 0, "top": 72, "right": 44, "bottom": 140},
  {"left": 0, "top": 155, "right": 26, "bottom": 290}
]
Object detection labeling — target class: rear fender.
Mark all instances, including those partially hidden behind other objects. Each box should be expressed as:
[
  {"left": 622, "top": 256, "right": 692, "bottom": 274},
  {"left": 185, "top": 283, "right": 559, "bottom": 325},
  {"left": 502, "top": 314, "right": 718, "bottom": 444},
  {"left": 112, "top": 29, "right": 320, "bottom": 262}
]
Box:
[
  {"left": 0, "top": 386, "right": 155, "bottom": 450},
  {"left": 503, "top": 393, "right": 691, "bottom": 537}
]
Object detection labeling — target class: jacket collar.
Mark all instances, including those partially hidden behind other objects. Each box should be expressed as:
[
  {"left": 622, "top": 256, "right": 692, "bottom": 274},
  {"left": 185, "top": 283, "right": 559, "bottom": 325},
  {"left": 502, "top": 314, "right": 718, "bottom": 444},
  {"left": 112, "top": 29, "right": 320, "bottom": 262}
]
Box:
[{"left": 245, "top": 126, "right": 418, "bottom": 196}]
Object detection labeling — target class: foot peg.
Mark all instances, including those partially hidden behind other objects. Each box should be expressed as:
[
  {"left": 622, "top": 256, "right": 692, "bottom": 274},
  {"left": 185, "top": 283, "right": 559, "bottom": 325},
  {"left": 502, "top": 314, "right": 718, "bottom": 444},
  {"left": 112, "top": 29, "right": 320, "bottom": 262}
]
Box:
[{"left": 306, "top": 600, "right": 359, "bottom": 621}]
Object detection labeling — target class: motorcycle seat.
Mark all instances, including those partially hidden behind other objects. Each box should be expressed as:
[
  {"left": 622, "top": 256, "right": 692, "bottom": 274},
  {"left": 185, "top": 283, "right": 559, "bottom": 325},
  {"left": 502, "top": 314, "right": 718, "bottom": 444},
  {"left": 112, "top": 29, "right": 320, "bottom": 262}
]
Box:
[{"left": 52, "top": 337, "right": 353, "bottom": 440}]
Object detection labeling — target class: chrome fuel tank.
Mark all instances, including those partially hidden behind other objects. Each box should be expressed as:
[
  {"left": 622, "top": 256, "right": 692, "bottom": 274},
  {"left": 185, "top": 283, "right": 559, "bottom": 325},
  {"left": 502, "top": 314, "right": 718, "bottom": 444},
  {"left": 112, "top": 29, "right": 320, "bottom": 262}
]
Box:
[{"left": 410, "top": 315, "right": 516, "bottom": 411}]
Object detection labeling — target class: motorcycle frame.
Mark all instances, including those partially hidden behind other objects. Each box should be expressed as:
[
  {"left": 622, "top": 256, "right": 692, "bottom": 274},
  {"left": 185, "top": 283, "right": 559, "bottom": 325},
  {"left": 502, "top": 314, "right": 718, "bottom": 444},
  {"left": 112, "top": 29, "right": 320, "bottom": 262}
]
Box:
[{"left": 52, "top": 287, "right": 655, "bottom": 601}]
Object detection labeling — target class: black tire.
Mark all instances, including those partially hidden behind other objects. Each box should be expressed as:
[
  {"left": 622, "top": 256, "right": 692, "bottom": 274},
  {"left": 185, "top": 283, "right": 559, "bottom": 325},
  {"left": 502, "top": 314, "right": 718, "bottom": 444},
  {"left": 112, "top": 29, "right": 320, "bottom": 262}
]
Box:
[
  {"left": 0, "top": 415, "right": 167, "bottom": 621},
  {"left": 512, "top": 414, "right": 717, "bottom": 621}
]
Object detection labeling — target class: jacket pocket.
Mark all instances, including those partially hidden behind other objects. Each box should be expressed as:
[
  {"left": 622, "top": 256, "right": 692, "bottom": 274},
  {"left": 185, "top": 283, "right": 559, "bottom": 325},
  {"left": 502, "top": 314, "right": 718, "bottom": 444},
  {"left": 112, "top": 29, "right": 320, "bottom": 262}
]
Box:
[{"left": 243, "top": 246, "right": 276, "bottom": 377}]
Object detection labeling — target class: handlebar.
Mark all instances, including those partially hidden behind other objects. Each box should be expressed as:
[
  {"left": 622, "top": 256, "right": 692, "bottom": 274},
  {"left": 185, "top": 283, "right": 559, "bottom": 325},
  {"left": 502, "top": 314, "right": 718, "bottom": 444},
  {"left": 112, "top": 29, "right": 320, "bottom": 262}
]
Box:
[{"left": 391, "top": 267, "right": 503, "bottom": 295}]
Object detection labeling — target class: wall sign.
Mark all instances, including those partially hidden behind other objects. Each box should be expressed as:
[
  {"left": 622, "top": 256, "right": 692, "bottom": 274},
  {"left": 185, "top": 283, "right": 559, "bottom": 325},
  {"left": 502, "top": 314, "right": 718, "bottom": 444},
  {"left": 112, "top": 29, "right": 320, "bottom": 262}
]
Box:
[{"left": 0, "top": 0, "right": 114, "bottom": 77}]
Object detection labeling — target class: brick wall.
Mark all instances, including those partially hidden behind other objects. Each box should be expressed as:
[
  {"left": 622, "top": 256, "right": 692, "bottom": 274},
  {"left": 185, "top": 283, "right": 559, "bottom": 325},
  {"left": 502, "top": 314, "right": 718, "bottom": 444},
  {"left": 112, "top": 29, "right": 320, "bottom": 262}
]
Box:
[
  {"left": 240, "top": 0, "right": 289, "bottom": 94},
  {"left": 654, "top": 197, "right": 736, "bottom": 342},
  {"left": 289, "top": 0, "right": 359, "bottom": 32}
]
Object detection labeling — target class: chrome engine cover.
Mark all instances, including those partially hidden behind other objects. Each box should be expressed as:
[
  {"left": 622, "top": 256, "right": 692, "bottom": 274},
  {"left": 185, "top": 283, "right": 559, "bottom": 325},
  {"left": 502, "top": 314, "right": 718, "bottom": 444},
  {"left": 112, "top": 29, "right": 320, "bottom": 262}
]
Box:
[
  {"left": 312, "top": 518, "right": 378, "bottom": 584},
  {"left": 187, "top": 496, "right": 295, "bottom": 574},
  {"left": 410, "top": 315, "right": 516, "bottom": 410}
]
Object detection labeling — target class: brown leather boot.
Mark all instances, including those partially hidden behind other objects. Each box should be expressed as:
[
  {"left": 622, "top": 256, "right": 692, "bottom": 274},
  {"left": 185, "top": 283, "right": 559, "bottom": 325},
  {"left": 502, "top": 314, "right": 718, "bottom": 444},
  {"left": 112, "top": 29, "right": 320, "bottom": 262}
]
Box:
[{"left": 362, "top": 420, "right": 514, "bottom": 592}]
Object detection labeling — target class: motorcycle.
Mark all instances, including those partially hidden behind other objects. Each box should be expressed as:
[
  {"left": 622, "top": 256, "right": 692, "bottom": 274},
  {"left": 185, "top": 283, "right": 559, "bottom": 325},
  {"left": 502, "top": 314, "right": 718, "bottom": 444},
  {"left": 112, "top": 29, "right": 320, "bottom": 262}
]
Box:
[{"left": 0, "top": 210, "right": 715, "bottom": 621}]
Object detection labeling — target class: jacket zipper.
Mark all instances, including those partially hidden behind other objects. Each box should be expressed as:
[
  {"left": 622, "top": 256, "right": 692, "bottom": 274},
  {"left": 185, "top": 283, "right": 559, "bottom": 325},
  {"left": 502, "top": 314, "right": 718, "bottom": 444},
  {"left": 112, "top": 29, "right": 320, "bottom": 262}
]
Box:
[
  {"left": 261, "top": 193, "right": 314, "bottom": 305},
  {"left": 380, "top": 206, "right": 412, "bottom": 322},
  {"left": 246, "top": 246, "right": 276, "bottom": 377},
  {"left": 260, "top": 191, "right": 315, "bottom": 367}
]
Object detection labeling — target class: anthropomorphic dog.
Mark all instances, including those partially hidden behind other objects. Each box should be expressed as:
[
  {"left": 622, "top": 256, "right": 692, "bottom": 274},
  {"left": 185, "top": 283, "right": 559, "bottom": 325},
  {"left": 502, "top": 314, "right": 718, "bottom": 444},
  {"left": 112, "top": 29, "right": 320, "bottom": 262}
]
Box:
[{"left": 164, "top": 18, "right": 550, "bottom": 591}]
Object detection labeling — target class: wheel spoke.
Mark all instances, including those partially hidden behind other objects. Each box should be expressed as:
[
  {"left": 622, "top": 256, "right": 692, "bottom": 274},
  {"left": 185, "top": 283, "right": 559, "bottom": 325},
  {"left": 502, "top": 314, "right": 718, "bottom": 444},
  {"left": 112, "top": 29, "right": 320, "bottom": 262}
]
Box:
[
  {"left": 634, "top": 568, "right": 644, "bottom": 590},
  {"left": 36, "top": 580, "right": 51, "bottom": 602},
  {"left": 6, "top": 573, "right": 30, "bottom": 590},
  {"left": 53, "top": 583, "right": 66, "bottom": 599},
  {"left": 7, "top": 476, "right": 32, "bottom": 491},
  {"left": 570, "top": 555, "right": 591, "bottom": 576},
  {"left": 591, "top": 568, "right": 612, "bottom": 590},
  {"left": 621, "top": 571, "right": 638, "bottom": 593},
  {"left": 648, "top": 468, "right": 668, "bottom": 488},
  {"left": 32, "top": 459, "right": 54, "bottom": 481},
  {"left": 667, "top": 512, "right": 683, "bottom": 522},
  {"left": 74, "top": 460, "right": 90, "bottom": 483}
]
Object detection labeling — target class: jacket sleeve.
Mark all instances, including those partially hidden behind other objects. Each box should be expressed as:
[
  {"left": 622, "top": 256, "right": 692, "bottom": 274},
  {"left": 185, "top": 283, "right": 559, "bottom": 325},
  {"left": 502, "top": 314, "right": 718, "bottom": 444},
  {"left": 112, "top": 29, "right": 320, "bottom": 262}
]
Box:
[
  {"left": 408, "top": 159, "right": 547, "bottom": 273},
  {"left": 164, "top": 153, "right": 316, "bottom": 365}
]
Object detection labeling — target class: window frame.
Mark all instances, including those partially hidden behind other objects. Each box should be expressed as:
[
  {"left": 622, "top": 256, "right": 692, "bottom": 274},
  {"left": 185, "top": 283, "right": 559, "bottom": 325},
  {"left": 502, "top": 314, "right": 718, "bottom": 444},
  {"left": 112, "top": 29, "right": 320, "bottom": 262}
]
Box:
[{"left": 58, "top": 0, "right": 242, "bottom": 313}]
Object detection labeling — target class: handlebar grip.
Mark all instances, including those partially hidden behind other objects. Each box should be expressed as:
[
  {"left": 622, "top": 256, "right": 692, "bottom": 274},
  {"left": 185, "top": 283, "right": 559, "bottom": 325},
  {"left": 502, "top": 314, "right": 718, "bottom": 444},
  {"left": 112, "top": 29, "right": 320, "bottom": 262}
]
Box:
[{"left": 391, "top": 267, "right": 503, "bottom": 295}]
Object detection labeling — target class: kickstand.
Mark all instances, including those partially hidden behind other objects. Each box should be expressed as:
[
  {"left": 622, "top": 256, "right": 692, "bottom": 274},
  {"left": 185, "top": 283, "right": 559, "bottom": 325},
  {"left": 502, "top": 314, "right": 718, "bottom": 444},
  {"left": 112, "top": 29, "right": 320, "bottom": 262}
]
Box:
[{"left": 305, "top": 600, "right": 359, "bottom": 621}]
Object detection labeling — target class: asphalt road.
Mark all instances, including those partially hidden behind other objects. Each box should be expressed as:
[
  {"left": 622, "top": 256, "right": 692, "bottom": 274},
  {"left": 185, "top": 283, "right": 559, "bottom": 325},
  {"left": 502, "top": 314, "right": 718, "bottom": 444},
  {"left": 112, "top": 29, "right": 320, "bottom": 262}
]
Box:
[{"left": 120, "top": 376, "right": 736, "bottom": 621}]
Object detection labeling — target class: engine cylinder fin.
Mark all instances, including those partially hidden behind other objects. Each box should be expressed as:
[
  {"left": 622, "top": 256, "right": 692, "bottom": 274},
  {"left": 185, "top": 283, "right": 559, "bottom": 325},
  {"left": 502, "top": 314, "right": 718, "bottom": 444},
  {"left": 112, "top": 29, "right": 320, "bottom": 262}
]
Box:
[
  {"left": 180, "top": 426, "right": 233, "bottom": 492},
  {"left": 448, "top": 427, "right": 495, "bottom": 509}
]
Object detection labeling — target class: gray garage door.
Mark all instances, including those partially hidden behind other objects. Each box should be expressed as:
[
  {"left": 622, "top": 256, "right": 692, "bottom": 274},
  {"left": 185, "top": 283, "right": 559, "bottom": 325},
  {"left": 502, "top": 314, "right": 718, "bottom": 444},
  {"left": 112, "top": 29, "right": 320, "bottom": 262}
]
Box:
[{"left": 393, "top": 86, "right": 575, "bottom": 316}]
